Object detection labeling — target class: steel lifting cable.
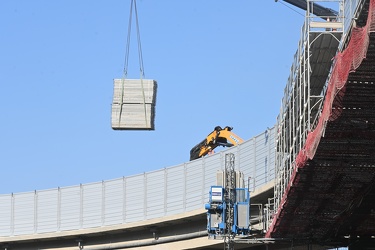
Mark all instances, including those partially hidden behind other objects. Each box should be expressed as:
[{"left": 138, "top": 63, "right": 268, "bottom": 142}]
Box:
[
  {"left": 119, "top": 0, "right": 148, "bottom": 127},
  {"left": 133, "top": 0, "right": 148, "bottom": 127}
]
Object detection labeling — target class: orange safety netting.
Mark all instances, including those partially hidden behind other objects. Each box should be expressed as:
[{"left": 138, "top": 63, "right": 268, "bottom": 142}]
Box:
[{"left": 267, "top": 0, "right": 375, "bottom": 237}]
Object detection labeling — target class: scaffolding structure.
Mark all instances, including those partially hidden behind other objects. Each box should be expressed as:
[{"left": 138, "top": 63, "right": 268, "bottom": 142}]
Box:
[
  {"left": 224, "top": 153, "right": 236, "bottom": 250},
  {"left": 273, "top": 0, "right": 344, "bottom": 217}
]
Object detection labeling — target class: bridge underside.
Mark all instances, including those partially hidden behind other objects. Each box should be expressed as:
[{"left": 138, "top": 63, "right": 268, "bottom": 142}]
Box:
[{"left": 268, "top": 0, "right": 375, "bottom": 247}]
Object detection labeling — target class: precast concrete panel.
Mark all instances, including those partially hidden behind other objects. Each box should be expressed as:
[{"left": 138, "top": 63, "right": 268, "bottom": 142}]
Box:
[
  {"left": 111, "top": 79, "right": 157, "bottom": 130},
  {"left": 111, "top": 103, "right": 156, "bottom": 130},
  {"left": 112, "top": 79, "right": 157, "bottom": 104}
]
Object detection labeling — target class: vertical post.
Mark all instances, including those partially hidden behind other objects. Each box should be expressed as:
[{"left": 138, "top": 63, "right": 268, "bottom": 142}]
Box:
[
  {"left": 102, "top": 180, "right": 105, "bottom": 226},
  {"left": 10, "top": 193, "right": 14, "bottom": 236},
  {"left": 164, "top": 168, "right": 167, "bottom": 216},
  {"left": 34, "top": 190, "right": 37, "bottom": 234},
  {"left": 144, "top": 172, "right": 147, "bottom": 220},
  {"left": 266, "top": 128, "right": 271, "bottom": 182},
  {"left": 307, "top": 0, "right": 312, "bottom": 133},
  {"left": 252, "top": 138, "right": 256, "bottom": 189},
  {"left": 236, "top": 143, "right": 241, "bottom": 172},
  {"left": 183, "top": 163, "right": 187, "bottom": 211},
  {"left": 80, "top": 184, "right": 83, "bottom": 229},
  {"left": 224, "top": 153, "right": 236, "bottom": 250},
  {"left": 202, "top": 158, "right": 206, "bottom": 205},
  {"left": 122, "top": 176, "right": 126, "bottom": 223},
  {"left": 57, "top": 187, "right": 61, "bottom": 231}
]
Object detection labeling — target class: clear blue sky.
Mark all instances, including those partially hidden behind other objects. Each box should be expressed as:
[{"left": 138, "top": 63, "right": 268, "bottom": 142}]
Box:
[{"left": 0, "top": 1, "right": 307, "bottom": 194}]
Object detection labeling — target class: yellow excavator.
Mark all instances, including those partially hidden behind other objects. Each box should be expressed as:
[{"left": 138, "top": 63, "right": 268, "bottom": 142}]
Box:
[{"left": 190, "top": 126, "right": 244, "bottom": 161}]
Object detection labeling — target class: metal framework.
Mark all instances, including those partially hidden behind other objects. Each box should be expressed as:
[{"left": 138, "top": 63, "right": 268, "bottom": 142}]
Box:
[
  {"left": 224, "top": 153, "right": 236, "bottom": 250},
  {"left": 273, "top": 0, "right": 344, "bottom": 217},
  {"left": 267, "top": 0, "right": 375, "bottom": 242}
]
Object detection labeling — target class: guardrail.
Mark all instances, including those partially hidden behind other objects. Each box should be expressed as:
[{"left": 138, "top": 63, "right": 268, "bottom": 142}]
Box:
[{"left": 0, "top": 127, "right": 276, "bottom": 237}]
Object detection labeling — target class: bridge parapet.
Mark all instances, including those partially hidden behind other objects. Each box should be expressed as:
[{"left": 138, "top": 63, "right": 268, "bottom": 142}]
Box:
[{"left": 0, "top": 128, "right": 275, "bottom": 240}]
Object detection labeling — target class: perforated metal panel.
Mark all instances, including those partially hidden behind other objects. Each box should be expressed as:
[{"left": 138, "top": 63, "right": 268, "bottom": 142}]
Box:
[
  {"left": 165, "top": 164, "right": 185, "bottom": 215},
  {"left": 59, "top": 186, "right": 80, "bottom": 231},
  {"left": 13, "top": 192, "right": 34, "bottom": 235},
  {"left": 37, "top": 189, "right": 58, "bottom": 233},
  {"left": 82, "top": 182, "right": 103, "bottom": 228},
  {"left": 186, "top": 161, "right": 205, "bottom": 210},
  {"left": 125, "top": 174, "right": 144, "bottom": 223},
  {"left": 0, "top": 195, "right": 11, "bottom": 235},
  {"left": 145, "top": 170, "right": 165, "bottom": 220},
  {"left": 103, "top": 178, "right": 124, "bottom": 225}
]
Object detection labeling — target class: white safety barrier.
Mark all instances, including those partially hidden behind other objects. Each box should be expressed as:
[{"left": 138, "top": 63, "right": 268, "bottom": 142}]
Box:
[{"left": 0, "top": 127, "right": 275, "bottom": 237}]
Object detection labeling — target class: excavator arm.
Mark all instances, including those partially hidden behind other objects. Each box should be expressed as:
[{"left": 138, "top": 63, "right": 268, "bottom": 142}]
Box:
[{"left": 190, "top": 126, "right": 244, "bottom": 161}]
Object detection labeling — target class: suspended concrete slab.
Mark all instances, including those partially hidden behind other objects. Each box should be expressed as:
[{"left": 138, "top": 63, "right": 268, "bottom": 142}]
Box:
[{"left": 111, "top": 79, "right": 157, "bottom": 130}]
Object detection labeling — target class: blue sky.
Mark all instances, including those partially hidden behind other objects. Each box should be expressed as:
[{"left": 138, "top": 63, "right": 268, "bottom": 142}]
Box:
[{"left": 0, "top": 1, "right": 308, "bottom": 194}]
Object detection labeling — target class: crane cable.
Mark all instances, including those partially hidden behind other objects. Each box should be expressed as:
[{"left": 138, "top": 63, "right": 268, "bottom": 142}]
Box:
[
  {"left": 119, "top": 0, "right": 147, "bottom": 127},
  {"left": 276, "top": 1, "right": 305, "bottom": 17}
]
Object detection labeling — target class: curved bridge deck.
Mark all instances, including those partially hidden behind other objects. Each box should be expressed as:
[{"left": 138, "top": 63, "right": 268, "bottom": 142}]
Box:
[
  {"left": 1, "top": 0, "right": 374, "bottom": 249},
  {"left": 0, "top": 130, "right": 275, "bottom": 249}
]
